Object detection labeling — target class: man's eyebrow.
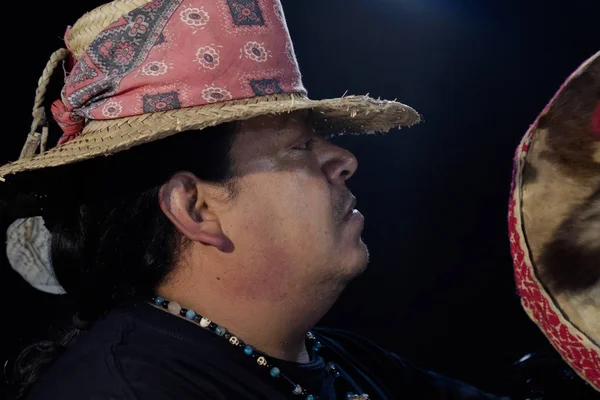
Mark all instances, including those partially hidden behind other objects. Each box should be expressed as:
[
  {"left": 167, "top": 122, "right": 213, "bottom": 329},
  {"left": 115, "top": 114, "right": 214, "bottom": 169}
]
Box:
[
  {"left": 283, "top": 109, "right": 310, "bottom": 124},
  {"left": 274, "top": 110, "right": 312, "bottom": 136}
]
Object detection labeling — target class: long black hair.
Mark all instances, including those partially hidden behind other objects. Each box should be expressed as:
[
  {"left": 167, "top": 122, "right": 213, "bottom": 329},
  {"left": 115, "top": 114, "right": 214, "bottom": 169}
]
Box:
[{"left": 9, "top": 122, "right": 239, "bottom": 398}]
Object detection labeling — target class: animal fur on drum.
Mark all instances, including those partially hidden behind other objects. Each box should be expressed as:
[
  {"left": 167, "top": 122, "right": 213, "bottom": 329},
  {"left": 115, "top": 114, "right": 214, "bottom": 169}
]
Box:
[{"left": 541, "top": 186, "right": 600, "bottom": 294}]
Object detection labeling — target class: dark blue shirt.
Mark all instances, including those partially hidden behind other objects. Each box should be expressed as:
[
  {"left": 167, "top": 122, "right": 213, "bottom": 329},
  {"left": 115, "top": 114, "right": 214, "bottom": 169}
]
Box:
[{"left": 28, "top": 302, "right": 510, "bottom": 399}]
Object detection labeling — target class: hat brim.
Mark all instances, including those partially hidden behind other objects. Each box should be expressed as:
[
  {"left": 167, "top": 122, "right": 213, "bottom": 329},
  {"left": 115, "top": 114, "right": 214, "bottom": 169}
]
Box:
[{"left": 0, "top": 94, "right": 420, "bottom": 181}]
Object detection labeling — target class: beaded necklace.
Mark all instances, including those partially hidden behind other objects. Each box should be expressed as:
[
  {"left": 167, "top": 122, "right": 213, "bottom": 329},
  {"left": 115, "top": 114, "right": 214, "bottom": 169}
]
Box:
[{"left": 151, "top": 296, "right": 370, "bottom": 400}]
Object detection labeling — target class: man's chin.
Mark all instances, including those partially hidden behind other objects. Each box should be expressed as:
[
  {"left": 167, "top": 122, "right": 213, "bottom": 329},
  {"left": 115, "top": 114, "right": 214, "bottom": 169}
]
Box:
[
  {"left": 357, "top": 240, "right": 370, "bottom": 272},
  {"left": 345, "top": 240, "right": 370, "bottom": 278}
]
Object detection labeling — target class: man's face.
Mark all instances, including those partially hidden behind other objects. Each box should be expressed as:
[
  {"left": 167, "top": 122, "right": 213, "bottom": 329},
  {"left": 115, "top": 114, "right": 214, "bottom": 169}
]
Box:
[{"left": 214, "top": 110, "right": 368, "bottom": 301}]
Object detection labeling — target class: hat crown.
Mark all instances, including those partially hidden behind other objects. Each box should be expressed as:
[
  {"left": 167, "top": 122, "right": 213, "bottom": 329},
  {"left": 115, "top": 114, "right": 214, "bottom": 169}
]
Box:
[{"left": 54, "top": 0, "right": 305, "bottom": 142}]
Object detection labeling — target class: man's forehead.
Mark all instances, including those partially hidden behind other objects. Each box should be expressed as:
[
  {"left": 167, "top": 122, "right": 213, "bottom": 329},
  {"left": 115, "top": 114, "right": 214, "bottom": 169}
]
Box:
[{"left": 236, "top": 110, "right": 313, "bottom": 143}]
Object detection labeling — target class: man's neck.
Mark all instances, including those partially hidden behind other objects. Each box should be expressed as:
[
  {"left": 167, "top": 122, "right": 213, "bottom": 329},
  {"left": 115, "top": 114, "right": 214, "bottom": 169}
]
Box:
[{"left": 157, "top": 281, "right": 343, "bottom": 363}]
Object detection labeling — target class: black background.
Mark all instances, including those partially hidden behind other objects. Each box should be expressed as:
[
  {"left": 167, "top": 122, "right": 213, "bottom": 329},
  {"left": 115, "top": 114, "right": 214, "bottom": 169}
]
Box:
[{"left": 2, "top": 0, "right": 599, "bottom": 397}]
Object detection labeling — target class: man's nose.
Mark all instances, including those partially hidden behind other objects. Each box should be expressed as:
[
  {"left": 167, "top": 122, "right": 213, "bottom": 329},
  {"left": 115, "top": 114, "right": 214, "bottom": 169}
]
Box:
[{"left": 321, "top": 143, "right": 358, "bottom": 185}]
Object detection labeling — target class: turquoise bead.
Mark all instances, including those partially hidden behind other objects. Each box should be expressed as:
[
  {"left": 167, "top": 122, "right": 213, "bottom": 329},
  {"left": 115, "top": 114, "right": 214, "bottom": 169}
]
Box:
[
  {"left": 312, "top": 342, "right": 323, "bottom": 352},
  {"left": 306, "top": 396, "right": 315, "bottom": 400},
  {"left": 154, "top": 296, "right": 165, "bottom": 306},
  {"left": 244, "top": 346, "right": 253, "bottom": 355},
  {"left": 270, "top": 367, "right": 280, "bottom": 377},
  {"left": 346, "top": 392, "right": 356, "bottom": 398},
  {"left": 185, "top": 309, "right": 196, "bottom": 320},
  {"left": 215, "top": 326, "right": 226, "bottom": 336}
]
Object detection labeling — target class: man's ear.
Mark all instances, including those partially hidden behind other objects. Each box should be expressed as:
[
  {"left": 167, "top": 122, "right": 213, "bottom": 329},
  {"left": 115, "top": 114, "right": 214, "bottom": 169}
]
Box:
[{"left": 159, "top": 172, "right": 233, "bottom": 252}]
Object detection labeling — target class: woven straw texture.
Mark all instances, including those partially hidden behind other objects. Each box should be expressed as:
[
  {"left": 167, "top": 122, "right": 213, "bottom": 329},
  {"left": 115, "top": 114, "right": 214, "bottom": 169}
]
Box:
[
  {"left": 67, "top": 0, "right": 151, "bottom": 60},
  {"left": 0, "top": 94, "right": 420, "bottom": 180}
]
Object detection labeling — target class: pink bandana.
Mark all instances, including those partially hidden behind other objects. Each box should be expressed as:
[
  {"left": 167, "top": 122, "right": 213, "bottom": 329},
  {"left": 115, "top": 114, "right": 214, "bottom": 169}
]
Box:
[{"left": 52, "top": 0, "right": 306, "bottom": 144}]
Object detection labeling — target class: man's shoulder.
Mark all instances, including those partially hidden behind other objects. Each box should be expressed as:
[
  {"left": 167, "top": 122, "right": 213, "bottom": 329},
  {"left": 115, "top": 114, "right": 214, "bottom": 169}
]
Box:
[
  {"left": 28, "top": 306, "right": 228, "bottom": 400},
  {"left": 27, "top": 312, "right": 138, "bottom": 399},
  {"left": 26, "top": 307, "right": 183, "bottom": 400},
  {"left": 27, "top": 342, "right": 135, "bottom": 400}
]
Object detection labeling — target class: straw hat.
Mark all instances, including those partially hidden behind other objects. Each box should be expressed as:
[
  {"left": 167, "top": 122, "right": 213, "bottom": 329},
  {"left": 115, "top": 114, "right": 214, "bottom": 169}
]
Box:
[
  {"left": 0, "top": 0, "right": 419, "bottom": 183},
  {"left": 1, "top": 0, "right": 419, "bottom": 295},
  {"left": 509, "top": 50, "right": 600, "bottom": 391}
]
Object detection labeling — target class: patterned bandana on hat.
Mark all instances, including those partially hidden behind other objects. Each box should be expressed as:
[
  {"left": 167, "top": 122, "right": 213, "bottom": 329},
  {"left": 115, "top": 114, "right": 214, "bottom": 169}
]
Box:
[{"left": 51, "top": 0, "right": 306, "bottom": 144}]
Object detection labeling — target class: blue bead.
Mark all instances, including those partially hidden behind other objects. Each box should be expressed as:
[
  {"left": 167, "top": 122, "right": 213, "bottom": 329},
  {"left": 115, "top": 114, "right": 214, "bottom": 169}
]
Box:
[
  {"left": 154, "top": 296, "right": 165, "bottom": 306},
  {"left": 185, "top": 309, "right": 196, "bottom": 320},
  {"left": 306, "top": 396, "right": 314, "bottom": 400},
  {"left": 346, "top": 392, "right": 356, "bottom": 399},
  {"left": 270, "top": 367, "right": 280, "bottom": 377},
  {"left": 312, "top": 342, "right": 323, "bottom": 352},
  {"left": 244, "top": 346, "right": 253, "bottom": 355},
  {"left": 215, "top": 326, "right": 226, "bottom": 336}
]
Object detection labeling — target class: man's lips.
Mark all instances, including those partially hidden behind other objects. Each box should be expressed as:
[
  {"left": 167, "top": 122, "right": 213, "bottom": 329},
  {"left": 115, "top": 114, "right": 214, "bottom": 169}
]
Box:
[{"left": 343, "top": 196, "right": 357, "bottom": 221}]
